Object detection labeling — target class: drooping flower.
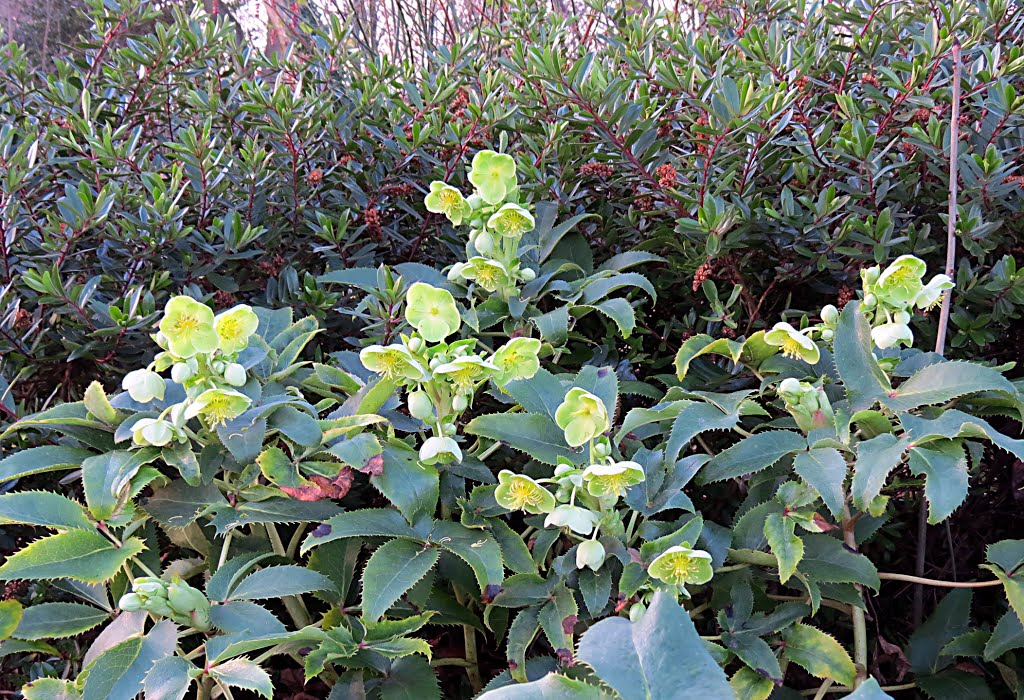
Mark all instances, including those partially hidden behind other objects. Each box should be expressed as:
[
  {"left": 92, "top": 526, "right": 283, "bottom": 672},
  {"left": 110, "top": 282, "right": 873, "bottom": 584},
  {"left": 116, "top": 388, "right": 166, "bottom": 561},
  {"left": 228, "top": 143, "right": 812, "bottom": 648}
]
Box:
[
  {"left": 405, "top": 283, "right": 461, "bottom": 342},
  {"left": 544, "top": 504, "right": 600, "bottom": 536},
  {"left": 491, "top": 337, "right": 542, "bottom": 385},
  {"left": 131, "top": 418, "right": 175, "bottom": 447},
  {"left": 360, "top": 344, "right": 429, "bottom": 382},
  {"left": 185, "top": 388, "right": 252, "bottom": 425},
  {"left": 874, "top": 255, "right": 927, "bottom": 305},
  {"left": 648, "top": 544, "right": 714, "bottom": 586},
  {"left": 122, "top": 369, "right": 166, "bottom": 403},
  {"left": 467, "top": 150, "right": 517, "bottom": 205},
  {"left": 223, "top": 363, "right": 247, "bottom": 387},
  {"left": 433, "top": 355, "right": 499, "bottom": 390},
  {"left": 914, "top": 274, "right": 954, "bottom": 309},
  {"left": 159, "top": 296, "right": 218, "bottom": 358},
  {"left": 576, "top": 539, "right": 606, "bottom": 571},
  {"left": 555, "top": 388, "right": 611, "bottom": 447},
  {"left": 764, "top": 322, "right": 820, "bottom": 364},
  {"left": 486, "top": 203, "right": 535, "bottom": 237},
  {"left": 871, "top": 321, "right": 914, "bottom": 349},
  {"left": 424, "top": 181, "right": 471, "bottom": 224},
  {"left": 419, "top": 436, "right": 462, "bottom": 465},
  {"left": 214, "top": 305, "right": 259, "bottom": 354},
  {"left": 495, "top": 470, "right": 556, "bottom": 514},
  {"left": 458, "top": 257, "right": 512, "bottom": 293},
  {"left": 582, "top": 461, "right": 645, "bottom": 498}
]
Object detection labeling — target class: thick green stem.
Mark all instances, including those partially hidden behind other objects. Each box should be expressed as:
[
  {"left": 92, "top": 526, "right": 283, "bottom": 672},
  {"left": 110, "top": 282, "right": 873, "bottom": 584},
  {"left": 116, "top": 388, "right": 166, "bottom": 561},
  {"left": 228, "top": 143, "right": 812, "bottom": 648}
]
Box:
[
  {"left": 841, "top": 504, "right": 868, "bottom": 688},
  {"left": 265, "top": 524, "right": 311, "bottom": 629},
  {"left": 462, "top": 624, "right": 483, "bottom": 693}
]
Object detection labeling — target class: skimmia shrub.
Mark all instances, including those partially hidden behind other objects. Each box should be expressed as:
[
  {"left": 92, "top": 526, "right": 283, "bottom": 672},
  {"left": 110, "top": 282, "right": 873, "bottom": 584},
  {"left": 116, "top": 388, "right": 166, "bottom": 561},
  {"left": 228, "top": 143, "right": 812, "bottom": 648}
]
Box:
[{"left": 0, "top": 151, "right": 1022, "bottom": 699}]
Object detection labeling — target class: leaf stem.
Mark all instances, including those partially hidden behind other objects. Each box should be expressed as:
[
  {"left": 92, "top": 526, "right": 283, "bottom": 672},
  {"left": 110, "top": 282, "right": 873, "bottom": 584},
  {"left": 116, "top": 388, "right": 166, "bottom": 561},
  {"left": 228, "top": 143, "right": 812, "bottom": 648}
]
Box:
[
  {"left": 841, "top": 503, "right": 868, "bottom": 688},
  {"left": 877, "top": 572, "right": 1001, "bottom": 588}
]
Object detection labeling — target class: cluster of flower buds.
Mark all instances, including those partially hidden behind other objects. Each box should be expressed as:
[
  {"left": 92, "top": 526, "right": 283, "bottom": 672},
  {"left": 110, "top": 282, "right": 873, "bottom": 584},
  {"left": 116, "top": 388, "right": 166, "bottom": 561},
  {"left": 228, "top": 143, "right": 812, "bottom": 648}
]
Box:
[
  {"left": 858, "top": 255, "right": 953, "bottom": 349},
  {"left": 495, "top": 388, "right": 651, "bottom": 574},
  {"left": 360, "top": 282, "right": 542, "bottom": 465},
  {"left": 118, "top": 576, "right": 212, "bottom": 631},
  {"left": 777, "top": 377, "right": 835, "bottom": 433},
  {"left": 424, "top": 151, "right": 537, "bottom": 301},
  {"left": 121, "top": 297, "right": 260, "bottom": 445}
]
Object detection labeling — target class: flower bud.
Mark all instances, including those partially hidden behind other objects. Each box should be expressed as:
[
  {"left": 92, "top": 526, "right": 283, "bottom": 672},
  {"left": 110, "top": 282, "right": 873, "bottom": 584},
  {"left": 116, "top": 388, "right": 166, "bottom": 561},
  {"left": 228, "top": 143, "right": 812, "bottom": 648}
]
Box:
[
  {"left": 145, "top": 598, "right": 175, "bottom": 617},
  {"left": 629, "top": 602, "right": 646, "bottom": 622},
  {"left": 171, "top": 362, "right": 194, "bottom": 383},
  {"left": 593, "top": 441, "right": 610, "bottom": 458},
  {"left": 429, "top": 356, "right": 443, "bottom": 370},
  {"left": 820, "top": 304, "right": 838, "bottom": 325},
  {"left": 134, "top": 579, "right": 167, "bottom": 598},
  {"left": 894, "top": 309, "right": 911, "bottom": 325},
  {"left": 118, "top": 593, "right": 144, "bottom": 612},
  {"left": 863, "top": 293, "right": 877, "bottom": 309},
  {"left": 442, "top": 420, "right": 457, "bottom": 436},
  {"left": 518, "top": 267, "right": 536, "bottom": 282},
  {"left": 153, "top": 331, "right": 169, "bottom": 349},
  {"left": 211, "top": 360, "right": 226, "bottom": 374},
  {"left": 407, "top": 390, "right": 433, "bottom": 421},
  {"left": 122, "top": 369, "right": 166, "bottom": 404},
  {"left": 576, "top": 539, "right": 606, "bottom": 571},
  {"left": 167, "top": 579, "right": 209, "bottom": 616},
  {"left": 223, "top": 363, "right": 247, "bottom": 387},
  {"left": 820, "top": 329, "right": 834, "bottom": 342},
  {"left": 408, "top": 337, "right": 424, "bottom": 353},
  {"left": 452, "top": 393, "right": 469, "bottom": 412},
  {"left": 474, "top": 230, "right": 496, "bottom": 255}
]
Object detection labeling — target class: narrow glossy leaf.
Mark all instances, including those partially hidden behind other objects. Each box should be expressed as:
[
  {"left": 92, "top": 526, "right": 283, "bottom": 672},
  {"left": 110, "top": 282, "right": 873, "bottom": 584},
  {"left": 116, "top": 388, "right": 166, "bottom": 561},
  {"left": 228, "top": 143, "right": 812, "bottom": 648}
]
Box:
[
  {"left": 210, "top": 659, "right": 273, "bottom": 699},
  {"left": 833, "top": 301, "right": 890, "bottom": 411},
  {"left": 764, "top": 513, "right": 803, "bottom": 584},
  {"left": 143, "top": 656, "right": 196, "bottom": 700},
  {"left": 362, "top": 539, "right": 440, "bottom": 621},
  {"left": 697, "top": 431, "right": 806, "bottom": 484},
  {"left": 81, "top": 619, "right": 177, "bottom": 700},
  {"left": 0, "top": 531, "right": 144, "bottom": 583},
  {"left": 851, "top": 434, "right": 909, "bottom": 511},
  {"left": 465, "top": 413, "right": 583, "bottom": 466},
  {"left": 908, "top": 441, "right": 969, "bottom": 524},
  {"left": 793, "top": 447, "right": 847, "bottom": 519},
  {"left": 228, "top": 565, "right": 335, "bottom": 600},
  {"left": 0, "top": 446, "right": 95, "bottom": 482},
  {"left": 15, "top": 603, "right": 108, "bottom": 640},
  {"left": 0, "top": 491, "right": 92, "bottom": 530},
  {"left": 781, "top": 623, "right": 856, "bottom": 686},
  {"left": 575, "top": 592, "right": 732, "bottom": 700},
  {"left": 881, "top": 361, "right": 1014, "bottom": 412}
]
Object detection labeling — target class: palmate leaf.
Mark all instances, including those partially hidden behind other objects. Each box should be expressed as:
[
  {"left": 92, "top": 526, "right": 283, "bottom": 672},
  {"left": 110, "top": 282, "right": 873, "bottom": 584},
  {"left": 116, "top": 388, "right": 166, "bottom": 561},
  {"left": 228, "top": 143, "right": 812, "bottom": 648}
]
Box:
[
  {"left": 361, "top": 539, "right": 440, "bottom": 622},
  {"left": 465, "top": 413, "right": 584, "bottom": 466},
  {"left": 663, "top": 401, "right": 740, "bottom": 468},
  {"left": 0, "top": 531, "right": 144, "bottom": 583},
  {"left": 781, "top": 623, "right": 856, "bottom": 687},
  {"left": 723, "top": 630, "right": 782, "bottom": 684},
  {"left": 143, "top": 480, "right": 228, "bottom": 529},
  {"left": 574, "top": 592, "right": 732, "bottom": 700},
  {"left": 908, "top": 441, "right": 969, "bottom": 524},
  {"left": 880, "top": 361, "right": 1015, "bottom": 412},
  {"left": 696, "top": 431, "right": 807, "bottom": 484},
  {"left": 833, "top": 302, "right": 890, "bottom": 411}
]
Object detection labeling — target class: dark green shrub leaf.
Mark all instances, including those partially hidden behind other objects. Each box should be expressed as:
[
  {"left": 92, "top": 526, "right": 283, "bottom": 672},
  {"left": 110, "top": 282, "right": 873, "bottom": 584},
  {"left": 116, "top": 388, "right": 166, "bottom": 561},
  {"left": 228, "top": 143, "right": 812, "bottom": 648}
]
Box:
[{"left": 0, "top": 531, "right": 144, "bottom": 583}]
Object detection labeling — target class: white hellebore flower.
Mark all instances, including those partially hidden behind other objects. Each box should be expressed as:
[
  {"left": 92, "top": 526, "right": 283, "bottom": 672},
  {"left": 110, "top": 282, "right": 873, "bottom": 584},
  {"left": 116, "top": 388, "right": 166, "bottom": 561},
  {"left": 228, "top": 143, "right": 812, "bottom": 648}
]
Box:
[
  {"left": 419, "top": 436, "right": 462, "bottom": 465},
  {"left": 122, "top": 369, "right": 166, "bottom": 403},
  {"left": 544, "top": 504, "right": 600, "bottom": 536},
  {"left": 576, "top": 539, "right": 606, "bottom": 571},
  {"left": 871, "top": 321, "right": 914, "bottom": 349}
]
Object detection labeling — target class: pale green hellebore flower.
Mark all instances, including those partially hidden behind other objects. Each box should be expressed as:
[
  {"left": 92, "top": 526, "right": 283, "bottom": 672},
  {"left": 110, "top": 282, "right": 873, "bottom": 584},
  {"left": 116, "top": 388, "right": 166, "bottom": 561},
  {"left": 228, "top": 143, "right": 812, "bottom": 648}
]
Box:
[
  {"left": 555, "top": 388, "right": 611, "bottom": 447},
  {"left": 491, "top": 337, "right": 542, "bottom": 385},
  {"left": 424, "top": 181, "right": 471, "bottom": 224},
  {"left": 871, "top": 321, "right": 914, "bottom": 349},
  {"left": 360, "top": 344, "right": 429, "bottom": 383},
  {"left": 185, "top": 388, "right": 252, "bottom": 425},
  {"left": 576, "top": 539, "right": 606, "bottom": 571},
  {"left": 486, "top": 203, "right": 535, "bottom": 237},
  {"left": 122, "top": 369, "right": 166, "bottom": 403},
  {"left": 582, "top": 461, "right": 645, "bottom": 498},
  {"left": 459, "top": 257, "right": 512, "bottom": 293},
  {"left": 544, "top": 504, "right": 599, "bottom": 536},
  {"left": 913, "top": 274, "right": 954, "bottom": 309},
  {"left": 648, "top": 544, "right": 714, "bottom": 586},
  {"left": 468, "top": 150, "right": 517, "bottom": 205},
  {"left": 433, "top": 355, "right": 499, "bottom": 390},
  {"left": 214, "top": 304, "right": 259, "bottom": 354},
  {"left": 405, "top": 283, "right": 461, "bottom": 342},
  {"left": 494, "top": 470, "right": 556, "bottom": 514},
  {"left": 419, "top": 435, "right": 462, "bottom": 465},
  {"left": 875, "top": 254, "right": 927, "bottom": 305},
  {"left": 131, "top": 418, "right": 175, "bottom": 447},
  {"left": 764, "top": 322, "right": 820, "bottom": 364},
  {"left": 159, "top": 296, "right": 218, "bottom": 358}
]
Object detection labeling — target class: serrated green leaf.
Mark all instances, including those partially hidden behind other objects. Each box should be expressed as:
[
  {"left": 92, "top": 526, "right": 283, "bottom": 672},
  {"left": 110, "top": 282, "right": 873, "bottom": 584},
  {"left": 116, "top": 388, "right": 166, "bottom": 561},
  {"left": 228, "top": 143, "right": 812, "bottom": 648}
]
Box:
[
  {"left": 0, "top": 531, "right": 144, "bottom": 583},
  {"left": 851, "top": 434, "right": 909, "bottom": 511},
  {"left": 781, "top": 622, "right": 856, "bottom": 686},
  {"left": 538, "top": 583, "right": 577, "bottom": 653},
  {"left": 478, "top": 672, "right": 609, "bottom": 699},
  {"left": 143, "top": 656, "right": 196, "bottom": 700},
  {"left": 908, "top": 589, "right": 972, "bottom": 674},
  {"left": 505, "top": 607, "right": 541, "bottom": 683},
  {"left": 984, "top": 610, "right": 1024, "bottom": 661},
  {"left": 465, "top": 413, "right": 583, "bottom": 466},
  {"left": 916, "top": 669, "right": 995, "bottom": 700},
  {"left": 793, "top": 447, "right": 847, "bottom": 519},
  {"left": 362, "top": 539, "right": 440, "bottom": 621},
  {"left": 697, "top": 431, "right": 806, "bottom": 484},
  {"left": 210, "top": 498, "right": 342, "bottom": 536},
  {"left": 377, "top": 655, "right": 440, "bottom": 700},
  {"left": 881, "top": 361, "right": 1014, "bottom": 412},
  {"left": 143, "top": 480, "right": 228, "bottom": 529},
  {"left": 674, "top": 334, "right": 745, "bottom": 381},
  {"left": 429, "top": 521, "right": 504, "bottom": 594},
  {"left": 81, "top": 619, "right": 177, "bottom": 700},
  {"left": 0, "top": 491, "right": 93, "bottom": 531},
  {"left": 22, "top": 678, "right": 82, "bottom": 700},
  {"left": 722, "top": 630, "right": 782, "bottom": 684},
  {"left": 765, "top": 513, "right": 803, "bottom": 584},
  {"left": 82, "top": 449, "right": 159, "bottom": 520},
  {"left": 372, "top": 444, "right": 438, "bottom": 524},
  {"left": 14, "top": 602, "right": 108, "bottom": 640},
  {"left": 0, "top": 446, "right": 95, "bottom": 482},
  {"left": 575, "top": 592, "right": 731, "bottom": 700},
  {"left": 228, "top": 565, "right": 335, "bottom": 601},
  {"left": 834, "top": 302, "right": 890, "bottom": 411},
  {"left": 301, "top": 509, "right": 422, "bottom": 554},
  {"left": 210, "top": 659, "right": 273, "bottom": 699},
  {"left": 663, "top": 401, "right": 739, "bottom": 468},
  {"left": 908, "top": 441, "right": 969, "bottom": 524},
  {"left": 0, "top": 600, "right": 21, "bottom": 640},
  {"left": 798, "top": 534, "right": 880, "bottom": 589},
  {"left": 729, "top": 666, "right": 773, "bottom": 700},
  {"left": 83, "top": 382, "right": 117, "bottom": 424}
]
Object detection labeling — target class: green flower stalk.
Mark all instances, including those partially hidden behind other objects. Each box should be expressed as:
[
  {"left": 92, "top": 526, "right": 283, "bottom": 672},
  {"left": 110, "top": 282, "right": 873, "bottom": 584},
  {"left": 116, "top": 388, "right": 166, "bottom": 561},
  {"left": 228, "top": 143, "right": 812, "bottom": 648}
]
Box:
[
  {"left": 764, "top": 322, "right": 820, "bottom": 364},
  {"left": 159, "top": 296, "right": 219, "bottom": 358},
  {"left": 495, "top": 470, "right": 556, "bottom": 514},
  {"left": 648, "top": 544, "right": 714, "bottom": 586},
  {"left": 555, "top": 388, "right": 611, "bottom": 447},
  {"left": 405, "top": 283, "right": 461, "bottom": 342},
  {"left": 425, "top": 181, "right": 471, "bottom": 224}
]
